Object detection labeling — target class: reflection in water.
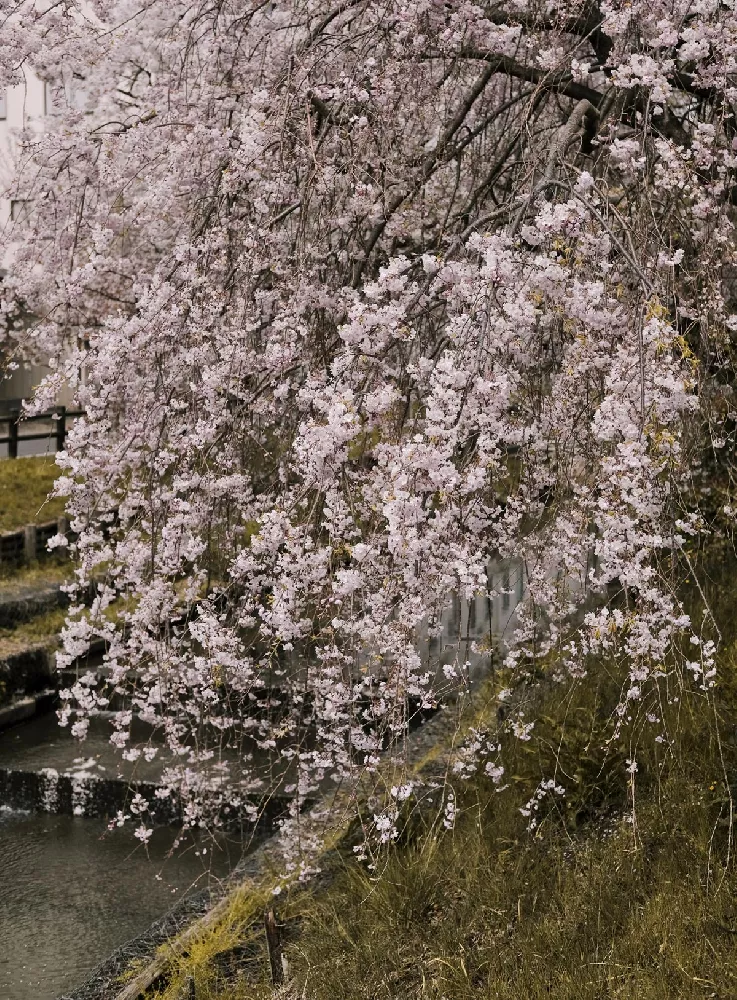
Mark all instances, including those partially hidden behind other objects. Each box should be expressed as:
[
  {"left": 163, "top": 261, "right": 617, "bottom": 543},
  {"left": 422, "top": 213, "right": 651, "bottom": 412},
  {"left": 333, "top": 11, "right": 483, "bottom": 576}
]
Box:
[{"left": 0, "top": 809, "right": 238, "bottom": 1000}]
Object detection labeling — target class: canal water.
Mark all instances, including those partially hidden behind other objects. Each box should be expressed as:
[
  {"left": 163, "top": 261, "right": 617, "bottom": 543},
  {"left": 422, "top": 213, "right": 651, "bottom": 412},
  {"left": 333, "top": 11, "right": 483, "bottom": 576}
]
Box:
[
  {"left": 0, "top": 712, "right": 167, "bottom": 783},
  {"left": 0, "top": 710, "right": 275, "bottom": 1000},
  {"left": 0, "top": 809, "right": 240, "bottom": 1000},
  {"left": 0, "top": 712, "right": 269, "bottom": 1000}
]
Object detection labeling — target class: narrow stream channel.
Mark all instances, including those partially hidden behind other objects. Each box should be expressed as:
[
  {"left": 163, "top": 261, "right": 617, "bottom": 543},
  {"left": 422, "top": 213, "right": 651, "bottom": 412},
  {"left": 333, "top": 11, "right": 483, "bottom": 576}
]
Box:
[
  {"left": 0, "top": 559, "right": 526, "bottom": 1000},
  {"left": 0, "top": 710, "right": 269, "bottom": 1000}
]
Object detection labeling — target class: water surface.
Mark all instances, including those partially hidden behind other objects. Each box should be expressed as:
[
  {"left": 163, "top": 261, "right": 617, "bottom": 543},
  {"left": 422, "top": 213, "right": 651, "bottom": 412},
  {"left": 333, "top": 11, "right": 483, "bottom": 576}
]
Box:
[{"left": 0, "top": 809, "right": 240, "bottom": 1000}]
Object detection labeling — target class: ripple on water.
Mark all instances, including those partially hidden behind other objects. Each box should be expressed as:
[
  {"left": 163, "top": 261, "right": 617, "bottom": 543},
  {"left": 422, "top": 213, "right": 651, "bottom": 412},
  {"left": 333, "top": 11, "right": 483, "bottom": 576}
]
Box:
[{"left": 0, "top": 809, "right": 238, "bottom": 1000}]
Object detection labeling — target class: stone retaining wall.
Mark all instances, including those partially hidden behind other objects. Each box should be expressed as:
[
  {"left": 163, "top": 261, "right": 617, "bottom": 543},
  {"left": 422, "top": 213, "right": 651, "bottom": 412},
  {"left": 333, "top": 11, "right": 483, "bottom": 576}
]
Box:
[
  {"left": 0, "top": 515, "right": 70, "bottom": 566},
  {"left": 0, "top": 645, "right": 54, "bottom": 706}
]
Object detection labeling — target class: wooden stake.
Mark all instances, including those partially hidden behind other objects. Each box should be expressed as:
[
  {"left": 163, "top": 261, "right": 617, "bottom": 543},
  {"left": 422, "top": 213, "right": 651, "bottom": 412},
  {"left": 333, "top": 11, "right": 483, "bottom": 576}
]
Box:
[{"left": 264, "top": 908, "right": 284, "bottom": 985}]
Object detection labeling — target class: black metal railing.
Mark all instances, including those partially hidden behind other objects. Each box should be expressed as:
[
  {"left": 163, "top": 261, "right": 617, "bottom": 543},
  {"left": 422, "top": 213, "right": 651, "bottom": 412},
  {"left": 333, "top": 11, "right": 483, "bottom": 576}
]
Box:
[{"left": 0, "top": 406, "right": 84, "bottom": 457}]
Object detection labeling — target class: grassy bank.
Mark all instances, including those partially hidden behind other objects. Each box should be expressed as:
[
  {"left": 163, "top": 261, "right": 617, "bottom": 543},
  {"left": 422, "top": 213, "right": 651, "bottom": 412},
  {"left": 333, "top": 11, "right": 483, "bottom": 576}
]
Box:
[
  {"left": 0, "top": 455, "right": 63, "bottom": 532},
  {"left": 137, "top": 674, "right": 737, "bottom": 998},
  {"left": 119, "top": 543, "right": 737, "bottom": 1000},
  {"left": 279, "top": 717, "right": 737, "bottom": 1000}
]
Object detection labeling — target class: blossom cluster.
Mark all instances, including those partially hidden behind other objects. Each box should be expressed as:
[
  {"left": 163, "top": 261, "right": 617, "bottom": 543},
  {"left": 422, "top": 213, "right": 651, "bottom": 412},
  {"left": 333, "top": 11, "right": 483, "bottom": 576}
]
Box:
[{"left": 0, "top": 0, "right": 734, "bottom": 854}]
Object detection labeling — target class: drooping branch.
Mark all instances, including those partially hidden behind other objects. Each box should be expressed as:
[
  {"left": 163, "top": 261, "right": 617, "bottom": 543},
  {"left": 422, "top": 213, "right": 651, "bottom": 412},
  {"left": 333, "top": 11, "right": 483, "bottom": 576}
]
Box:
[
  {"left": 509, "top": 98, "right": 600, "bottom": 234},
  {"left": 351, "top": 59, "right": 501, "bottom": 286},
  {"left": 1, "top": 0, "right": 734, "bottom": 855}
]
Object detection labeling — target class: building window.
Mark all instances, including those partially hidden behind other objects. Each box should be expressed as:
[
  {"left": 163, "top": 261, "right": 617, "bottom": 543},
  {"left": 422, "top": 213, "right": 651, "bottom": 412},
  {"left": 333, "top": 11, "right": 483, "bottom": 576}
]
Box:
[
  {"left": 44, "top": 81, "right": 55, "bottom": 116},
  {"left": 10, "top": 200, "right": 30, "bottom": 223},
  {"left": 0, "top": 91, "right": 6, "bottom": 120}
]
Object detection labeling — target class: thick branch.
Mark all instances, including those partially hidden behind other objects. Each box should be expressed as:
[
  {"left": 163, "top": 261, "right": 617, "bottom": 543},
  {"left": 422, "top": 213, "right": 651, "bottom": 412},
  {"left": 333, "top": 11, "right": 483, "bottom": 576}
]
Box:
[
  {"left": 510, "top": 99, "right": 599, "bottom": 235},
  {"left": 351, "top": 60, "right": 500, "bottom": 287},
  {"left": 452, "top": 49, "right": 696, "bottom": 149},
  {"left": 485, "top": 3, "right": 614, "bottom": 67},
  {"left": 437, "top": 51, "right": 607, "bottom": 108}
]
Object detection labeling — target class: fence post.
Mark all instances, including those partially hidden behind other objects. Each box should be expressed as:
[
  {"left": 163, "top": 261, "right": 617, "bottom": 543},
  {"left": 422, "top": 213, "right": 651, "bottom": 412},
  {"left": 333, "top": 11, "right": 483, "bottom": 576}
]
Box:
[
  {"left": 264, "top": 908, "right": 284, "bottom": 986},
  {"left": 24, "top": 524, "right": 37, "bottom": 564},
  {"left": 8, "top": 409, "right": 19, "bottom": 459},
  {"left": 55, "top": 406, "right": 66, "bottom": 453}
]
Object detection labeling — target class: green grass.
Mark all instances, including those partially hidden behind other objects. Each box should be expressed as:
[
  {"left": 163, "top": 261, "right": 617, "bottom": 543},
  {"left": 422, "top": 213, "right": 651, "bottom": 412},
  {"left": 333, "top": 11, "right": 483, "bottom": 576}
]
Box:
[
  {"left": 276, "top": 666, "right": 737, "bottom": 1000},
  {"left": 0, "top": 558, "right": 72, "bottom": 585},
  {"left": 0, "top": 455, "right": 64, "bottom": 531},
  {"left": 0, "top": 605, "right": 68, "bottom": 654},
  {"left": 278, "top": 782, "right": 737, "bottom": 1000}
]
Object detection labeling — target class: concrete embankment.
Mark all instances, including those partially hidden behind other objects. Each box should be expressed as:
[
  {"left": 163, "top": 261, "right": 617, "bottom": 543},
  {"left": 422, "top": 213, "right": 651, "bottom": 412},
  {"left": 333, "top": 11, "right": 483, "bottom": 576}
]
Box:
[{"left": 0, "top": 579, "right": 69, "bottom": 721}]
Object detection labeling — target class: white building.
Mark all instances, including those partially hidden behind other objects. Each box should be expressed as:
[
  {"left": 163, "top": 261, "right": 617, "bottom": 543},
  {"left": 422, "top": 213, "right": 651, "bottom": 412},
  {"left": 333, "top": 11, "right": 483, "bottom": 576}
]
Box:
[
  {"left": 0, "top": 71, "right": 78, "bottom": 455},
  {"left": 0, "top": 69, "right": 53, "bottom": 406}
]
